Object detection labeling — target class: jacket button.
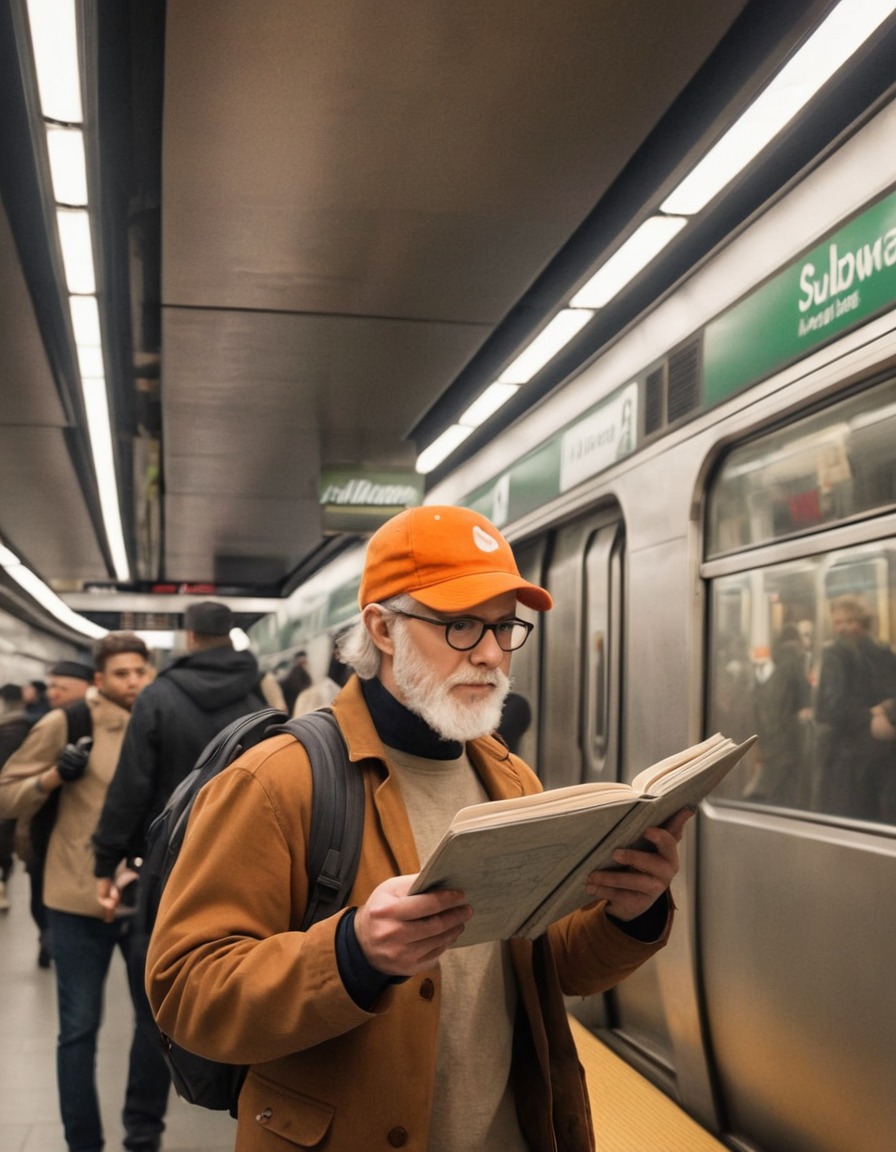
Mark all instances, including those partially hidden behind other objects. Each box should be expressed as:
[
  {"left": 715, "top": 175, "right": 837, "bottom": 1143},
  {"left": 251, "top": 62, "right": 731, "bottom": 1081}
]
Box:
[
  {"left": 256, "top": 1107, "right": 273, "bottom": 1123},
  {"left": 419, "top": 978, "right": 435, "bottom": 1001},
  {"left": 388, "top": 1126, "right": 409, "bottom": 1146}
]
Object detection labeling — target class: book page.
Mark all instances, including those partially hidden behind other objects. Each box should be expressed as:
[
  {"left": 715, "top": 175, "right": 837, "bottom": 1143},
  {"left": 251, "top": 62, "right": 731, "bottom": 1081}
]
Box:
[
  {"left": 444, "top": 780, "right": 638, "bottom": 832},
  {"left": 408, "top": 795, "right": 641, "bottom": 946},
  {"left": 630, "top": 732, "right": 731, "bottom": 794},
  {"left": 519, "top": 736, "right": 755, "bottom": 937}
]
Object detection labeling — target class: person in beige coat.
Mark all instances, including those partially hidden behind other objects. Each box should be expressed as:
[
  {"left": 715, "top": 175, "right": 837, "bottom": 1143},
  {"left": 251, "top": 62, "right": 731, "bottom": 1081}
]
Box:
[
  {"left": 0, "top": 632, "right": 169, "bottom": 1152},
  {"left": 147, "top": 506, "right": 693, "bottom": 1152}
]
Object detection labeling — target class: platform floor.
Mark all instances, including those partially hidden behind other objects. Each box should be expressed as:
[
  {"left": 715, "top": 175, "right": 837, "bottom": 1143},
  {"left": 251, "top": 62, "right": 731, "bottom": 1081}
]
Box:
[
  {"left": 1, "top": 864, "right": 725, "bottom": 1152},
  {"left": 0, "top": 866, "right": 234, "bottom": 1152}
]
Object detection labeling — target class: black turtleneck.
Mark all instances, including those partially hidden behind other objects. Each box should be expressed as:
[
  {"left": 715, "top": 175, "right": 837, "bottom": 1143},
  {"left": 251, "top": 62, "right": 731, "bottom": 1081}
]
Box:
[{"left": 360, "top": 675, "right": 462, "bottom": 759}]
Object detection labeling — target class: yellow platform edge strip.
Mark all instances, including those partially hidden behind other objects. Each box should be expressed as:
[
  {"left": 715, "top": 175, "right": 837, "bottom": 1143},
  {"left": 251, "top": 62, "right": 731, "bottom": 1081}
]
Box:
[{"left": 570, "top": 1018, "right": 727, "bottom": 1152}]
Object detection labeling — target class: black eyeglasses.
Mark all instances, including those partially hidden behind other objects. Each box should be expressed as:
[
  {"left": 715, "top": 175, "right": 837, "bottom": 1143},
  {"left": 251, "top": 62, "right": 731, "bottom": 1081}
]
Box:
[{"left": 388, "top": 608, "right": 534, "bottom": 652}]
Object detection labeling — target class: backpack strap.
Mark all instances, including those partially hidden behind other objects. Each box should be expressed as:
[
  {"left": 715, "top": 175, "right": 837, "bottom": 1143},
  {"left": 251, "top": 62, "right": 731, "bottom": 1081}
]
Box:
[
  {"left": 274, "top": 710, "right": 365, "bottom": 930},
  {"left": 65, "top": 699, "right": 93, "bottom": 744}
]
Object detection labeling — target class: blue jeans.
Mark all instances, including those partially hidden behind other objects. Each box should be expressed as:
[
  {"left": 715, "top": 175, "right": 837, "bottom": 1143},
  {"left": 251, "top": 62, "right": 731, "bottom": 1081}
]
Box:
[{"left": 47, "top": 909, "right": 170, "bottom": 1152}]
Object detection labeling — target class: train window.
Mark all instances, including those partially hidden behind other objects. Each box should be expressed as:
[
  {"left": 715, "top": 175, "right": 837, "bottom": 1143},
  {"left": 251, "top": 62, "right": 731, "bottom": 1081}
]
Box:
[
  {"left": 706, "top": 378, "right": 896, "bottom": 558},
  {"left": 707, "top": 541, "right": 896, "bottom": 825}
]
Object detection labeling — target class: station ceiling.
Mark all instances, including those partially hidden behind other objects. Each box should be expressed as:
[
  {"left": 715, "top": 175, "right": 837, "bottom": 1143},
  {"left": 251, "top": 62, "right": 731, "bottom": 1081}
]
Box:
[{"left": 0, "top": 0, "right": 884, "bottom": 637}]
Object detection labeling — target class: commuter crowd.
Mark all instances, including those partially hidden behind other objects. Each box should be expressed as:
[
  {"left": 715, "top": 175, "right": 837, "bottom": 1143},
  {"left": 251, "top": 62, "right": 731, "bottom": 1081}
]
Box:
[{"left": 0, "top": 602, "right": 289, "bottom": 1152}]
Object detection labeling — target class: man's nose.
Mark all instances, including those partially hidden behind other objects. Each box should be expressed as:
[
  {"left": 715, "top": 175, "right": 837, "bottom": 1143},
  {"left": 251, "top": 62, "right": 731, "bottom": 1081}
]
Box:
[{"left": 469, "top": 627, "right": 505, "bottom": 665}]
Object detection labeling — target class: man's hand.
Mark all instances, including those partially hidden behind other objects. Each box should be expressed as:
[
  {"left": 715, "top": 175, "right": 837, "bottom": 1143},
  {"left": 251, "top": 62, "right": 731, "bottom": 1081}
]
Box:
[
  {"left": 353, "top": 875, "right": 473, "bottom": 976},
  {"left": 96, "top": 877, "right": 119, "bottom": 923},
  {"left": 584, "top": 806, "right": 694, "bottom": 922},
  {"left": 57, "top": 736, "right": 93, "bottom": 782}
]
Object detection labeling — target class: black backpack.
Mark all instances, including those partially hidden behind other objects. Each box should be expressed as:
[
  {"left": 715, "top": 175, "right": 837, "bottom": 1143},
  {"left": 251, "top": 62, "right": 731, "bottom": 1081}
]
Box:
[
  {"left": 139, "top": 706, "right": 365, "bottom": 1116},
  {"left": 27, "top": 700, "right": 93, "bottom": 863}
]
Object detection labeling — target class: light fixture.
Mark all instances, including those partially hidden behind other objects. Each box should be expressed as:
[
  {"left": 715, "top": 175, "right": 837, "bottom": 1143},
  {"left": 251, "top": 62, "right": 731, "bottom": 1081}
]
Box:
[
  {"left": 25, "top": 0, "right": 131, "bottom": 584},
  {"left": 416, "top": 424, "right": 474, "bottom": 475},
  {"left": 56, "top": 208, "right": 95, "bottom": 294},
  {"left": 46, "top": 125, "right": 88, "bottom": 206},
  {"left": 459, "top": 383, "right": 520, "bottom": 428},
  {"left": 498, "top": 309, "right": 594, "bottom": 385},
  {"left": 25, "top": 0, "right": 82, "bottom": 122},
  {"left": 1, "top": 541, "right": 106, "bottom": 639},
  {"left": 69, "top": 294, "right": 101, "bottom": 344},
  {"left": 662, "top": 0, "right": 896, "bottom": 215},
  {"left": 570, "top": 216, "right": 688, "bottom": 309},
  {"left": 81, "top": 377, "right": 131, "bottom": 580}
]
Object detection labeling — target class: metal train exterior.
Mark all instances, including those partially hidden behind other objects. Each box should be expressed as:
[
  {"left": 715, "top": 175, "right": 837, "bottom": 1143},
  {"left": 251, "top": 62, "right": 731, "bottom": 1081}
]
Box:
[{"left": 252, "top": 97, "right": 896, "bottom": 1151}]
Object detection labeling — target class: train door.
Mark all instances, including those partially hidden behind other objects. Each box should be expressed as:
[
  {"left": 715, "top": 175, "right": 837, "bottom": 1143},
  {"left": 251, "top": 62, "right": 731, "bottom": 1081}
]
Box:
[
  {"left": 699, "top": 377, "right": 896, "bottom": 1151},
  {"left": 538, "top": 507, "right": 625, "bottom": 792}
]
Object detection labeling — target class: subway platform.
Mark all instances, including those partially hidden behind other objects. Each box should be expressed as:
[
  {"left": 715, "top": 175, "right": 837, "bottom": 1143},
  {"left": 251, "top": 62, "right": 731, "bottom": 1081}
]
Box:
[
  {"left": 1, "top": 863, "right": 726, "bottom": 1152},
  {"left": 0, "top": 866, "right": 233, "bottom": 1152}
]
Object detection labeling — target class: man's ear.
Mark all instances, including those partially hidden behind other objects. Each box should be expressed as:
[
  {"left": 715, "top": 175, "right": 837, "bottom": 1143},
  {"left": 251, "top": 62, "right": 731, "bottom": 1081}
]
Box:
[{"left": 362, "top": 605, "right": 395, "bottom": 656}]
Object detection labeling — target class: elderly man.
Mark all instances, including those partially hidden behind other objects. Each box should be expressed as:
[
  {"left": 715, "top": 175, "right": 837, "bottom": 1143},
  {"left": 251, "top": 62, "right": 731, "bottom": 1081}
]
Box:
[{"left": 147, "top": 506, "right": 691, "bottom": 1152}]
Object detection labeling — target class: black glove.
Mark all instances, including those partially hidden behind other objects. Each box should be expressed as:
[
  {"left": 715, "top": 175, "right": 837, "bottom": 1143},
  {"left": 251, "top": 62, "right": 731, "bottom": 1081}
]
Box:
[{"left": 57, "top": 736, "right": 93, "bottom": 782}]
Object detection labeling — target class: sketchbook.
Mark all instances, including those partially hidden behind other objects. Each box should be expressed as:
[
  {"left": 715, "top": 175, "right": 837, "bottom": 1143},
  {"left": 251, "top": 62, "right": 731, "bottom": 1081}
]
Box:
[{"left": 408, "top": 732, "right": 755, "bottom": 947}]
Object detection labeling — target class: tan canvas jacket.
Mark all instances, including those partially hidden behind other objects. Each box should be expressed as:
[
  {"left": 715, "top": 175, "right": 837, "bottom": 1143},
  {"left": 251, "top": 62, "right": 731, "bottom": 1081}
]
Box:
[
  {"left": 0, "top": 687, "right": 130, "bottom": 917},
  {"left": 147, "top": 676, "right": 673, "bottom": 1152}
]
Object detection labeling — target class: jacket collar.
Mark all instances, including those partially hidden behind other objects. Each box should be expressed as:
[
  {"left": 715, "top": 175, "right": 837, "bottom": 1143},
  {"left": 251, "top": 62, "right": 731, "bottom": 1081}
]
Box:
[{"left": 332, "top": 675, "right": 526, "bottom": 803}]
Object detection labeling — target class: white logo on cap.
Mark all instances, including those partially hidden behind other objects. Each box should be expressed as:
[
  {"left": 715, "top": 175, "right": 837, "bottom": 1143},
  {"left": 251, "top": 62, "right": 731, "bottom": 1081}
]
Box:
[{"left": 472, "top": 525, "right": 500, "bottom": 553}]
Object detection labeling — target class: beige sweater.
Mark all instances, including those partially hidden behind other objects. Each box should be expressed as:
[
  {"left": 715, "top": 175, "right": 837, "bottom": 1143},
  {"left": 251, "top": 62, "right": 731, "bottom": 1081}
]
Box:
[{"left": 0, "top": 687, "right": 131, "bottom": 917}]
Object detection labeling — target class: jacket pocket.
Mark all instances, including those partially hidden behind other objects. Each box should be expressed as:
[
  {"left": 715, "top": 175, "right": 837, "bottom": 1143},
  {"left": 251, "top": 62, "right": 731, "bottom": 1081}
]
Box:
[{"left": 242, "top": 1070, "right": 335, "bottom": 1148}]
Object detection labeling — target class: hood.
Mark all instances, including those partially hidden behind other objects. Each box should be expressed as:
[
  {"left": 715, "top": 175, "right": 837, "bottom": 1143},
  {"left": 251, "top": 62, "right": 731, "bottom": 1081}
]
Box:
[{"left": 161, "top": 646, "right": 261, "bottom": 712}]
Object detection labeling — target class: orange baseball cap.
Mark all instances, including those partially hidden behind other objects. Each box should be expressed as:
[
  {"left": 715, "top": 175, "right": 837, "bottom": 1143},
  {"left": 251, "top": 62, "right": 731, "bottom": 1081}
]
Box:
[{"left": 359, "top": 505, "right": 553, "bottom": 612}]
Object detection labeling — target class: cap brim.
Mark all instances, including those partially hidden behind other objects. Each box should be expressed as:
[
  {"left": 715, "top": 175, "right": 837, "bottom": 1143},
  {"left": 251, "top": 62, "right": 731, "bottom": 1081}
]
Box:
[{"left": 411, "top": 572, "right": 553, "bottom": 613}]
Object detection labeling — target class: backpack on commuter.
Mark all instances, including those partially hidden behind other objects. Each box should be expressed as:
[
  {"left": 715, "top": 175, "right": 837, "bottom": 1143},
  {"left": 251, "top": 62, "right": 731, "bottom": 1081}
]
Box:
[{"left": 139, "top": 706, "right": 365, "bottom": 1116}]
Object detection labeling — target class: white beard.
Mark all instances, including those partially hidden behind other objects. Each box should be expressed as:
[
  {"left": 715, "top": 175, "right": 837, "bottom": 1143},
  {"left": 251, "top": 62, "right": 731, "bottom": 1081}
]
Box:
[{"left": 390, "top": 625, "right": 511, "bottom": 743}]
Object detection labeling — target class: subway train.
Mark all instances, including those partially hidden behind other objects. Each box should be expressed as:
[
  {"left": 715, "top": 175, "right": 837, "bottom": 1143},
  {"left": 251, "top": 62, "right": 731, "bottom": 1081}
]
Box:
[{"left": 248, "top": 97, "right": 896, "bottom": 1151}]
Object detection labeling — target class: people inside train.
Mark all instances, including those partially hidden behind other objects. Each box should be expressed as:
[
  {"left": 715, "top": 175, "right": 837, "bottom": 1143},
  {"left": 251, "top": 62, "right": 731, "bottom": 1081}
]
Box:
[
  {"left": 146, "top": 505, "right": 692, "bottom": 1152},
  {"left": 743, "top": 626, "right": 812, "bottom": 807},
  {"left": 814, "top": 595, "right": 896, "bottom": 822},
  {"left": 0, "top": 633, "right": 166, "bottom": 1152},
  {"left": 92, "top": 600, "right": 284, "bottom": 918}
]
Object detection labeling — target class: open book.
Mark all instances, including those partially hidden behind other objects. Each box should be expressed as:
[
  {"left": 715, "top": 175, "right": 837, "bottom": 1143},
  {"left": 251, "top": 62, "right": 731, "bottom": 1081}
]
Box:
[{"left": 408, "top": 732, "right": 756, "bottom": 947}]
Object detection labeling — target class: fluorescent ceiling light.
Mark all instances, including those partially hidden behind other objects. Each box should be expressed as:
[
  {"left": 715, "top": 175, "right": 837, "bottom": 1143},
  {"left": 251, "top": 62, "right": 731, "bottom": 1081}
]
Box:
[
  {"left": 459, "top": 383, "right": 520, "bottom": 428},
  {"left": 81, "top": 377, "right": 130, "bottom": 581},
  {"left": 57, "top": 208, "right": 95, "bottom": 293},
  {"left": 0, "top": 542, "right": 106, "bottom": 639},
  {"left": 415, "top": 424, "right": 474, "bottom": 475},
  {"left": 69, "top": 295, "right": 101, "bottom": 345},
  {"left": 570, "top": 216, "right": 688, "bottom": 309},
  {"left": 662, "top": 0, "right": 896, "bottom": 215},
  {"left": 26, "top": 0, "right": 82, "bottom": 123},
  {"left": 46, "top": 125, "right": 88, "bottom": 205},
  {"left": 498, "top": 309, "right": 594, "bottom": 385},
  {"left": 76, "top": 343, "right": 104, "bottom": 378}
]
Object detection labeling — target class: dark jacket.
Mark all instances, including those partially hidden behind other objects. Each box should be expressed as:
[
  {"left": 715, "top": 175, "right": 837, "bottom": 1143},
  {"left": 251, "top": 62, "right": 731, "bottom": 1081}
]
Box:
[{"left": 92, "top": 645, "right": 268, "bottom": 876}]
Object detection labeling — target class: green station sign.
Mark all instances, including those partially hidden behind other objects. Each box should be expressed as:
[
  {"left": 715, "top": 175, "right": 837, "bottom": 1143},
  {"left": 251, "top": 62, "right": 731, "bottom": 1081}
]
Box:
[{"left": 703, "top": 185, "right": 896, "bottom": 406}]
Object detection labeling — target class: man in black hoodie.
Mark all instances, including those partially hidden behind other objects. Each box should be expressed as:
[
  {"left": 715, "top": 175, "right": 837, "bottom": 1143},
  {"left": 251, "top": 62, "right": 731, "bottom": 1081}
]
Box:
[{"left": 91, "top": 601, "right": 283, "bottom": 916}]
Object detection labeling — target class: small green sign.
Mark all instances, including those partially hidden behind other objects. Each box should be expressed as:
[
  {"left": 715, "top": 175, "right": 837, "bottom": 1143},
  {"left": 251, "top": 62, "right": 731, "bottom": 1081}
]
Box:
[
  {"left": 319, "top": 469, "right": 423, "bottom": 534},
  {"left": 703, "top": 186, "right": 896, "bottom": 406}
]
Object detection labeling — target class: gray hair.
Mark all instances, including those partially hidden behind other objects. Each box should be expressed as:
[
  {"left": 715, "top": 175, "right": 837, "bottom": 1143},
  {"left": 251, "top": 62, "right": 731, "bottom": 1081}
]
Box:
[{"left": 339, "top": 594, "right": 416, "bottom": 680}]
